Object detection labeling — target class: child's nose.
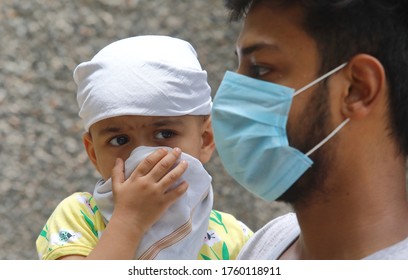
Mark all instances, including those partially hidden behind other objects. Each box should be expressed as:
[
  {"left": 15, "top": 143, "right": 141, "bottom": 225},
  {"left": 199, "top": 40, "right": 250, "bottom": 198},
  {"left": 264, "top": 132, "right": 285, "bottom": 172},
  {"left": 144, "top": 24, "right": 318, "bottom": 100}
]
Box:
[{"left": 133, "top": 138, "right": 156, "bottom": 149}]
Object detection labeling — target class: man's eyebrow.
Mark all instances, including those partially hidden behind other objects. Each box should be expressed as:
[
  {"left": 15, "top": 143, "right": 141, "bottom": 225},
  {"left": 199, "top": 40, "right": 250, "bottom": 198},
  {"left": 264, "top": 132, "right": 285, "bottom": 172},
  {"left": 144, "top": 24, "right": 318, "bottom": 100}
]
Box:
[{"left": 236, "top": 43, "right": 280, "bottom": 56}]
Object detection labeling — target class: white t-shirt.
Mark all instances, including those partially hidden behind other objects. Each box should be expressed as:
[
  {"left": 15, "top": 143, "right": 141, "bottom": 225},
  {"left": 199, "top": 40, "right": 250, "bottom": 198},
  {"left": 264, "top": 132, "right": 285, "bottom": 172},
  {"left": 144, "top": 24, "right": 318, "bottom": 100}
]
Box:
[{"left": 238, "top": 212, "right": 408, "bottom": 260}]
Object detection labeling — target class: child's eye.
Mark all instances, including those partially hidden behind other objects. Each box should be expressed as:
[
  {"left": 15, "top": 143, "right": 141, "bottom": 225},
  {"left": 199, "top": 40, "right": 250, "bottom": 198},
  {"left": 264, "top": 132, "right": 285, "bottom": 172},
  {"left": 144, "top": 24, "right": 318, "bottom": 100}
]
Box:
[
  {"left": 250, "top": 65, "right": 271, "bottom": 78},
  {"left": 109, "top": 136, "right": 129, "bottom": 146},
  {"left": 155, "top": 130, "right": 176, "bottom": 140}
]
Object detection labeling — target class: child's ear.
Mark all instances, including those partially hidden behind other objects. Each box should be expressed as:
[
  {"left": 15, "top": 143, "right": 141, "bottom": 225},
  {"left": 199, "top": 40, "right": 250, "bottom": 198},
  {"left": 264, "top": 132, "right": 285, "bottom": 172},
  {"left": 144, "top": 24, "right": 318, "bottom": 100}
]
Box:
[
  {"left": 199, "top": 116, "right": 215, "bottom": 164},
  {"left": 82, "top": 132, "right": 100, "bottom": 173}
]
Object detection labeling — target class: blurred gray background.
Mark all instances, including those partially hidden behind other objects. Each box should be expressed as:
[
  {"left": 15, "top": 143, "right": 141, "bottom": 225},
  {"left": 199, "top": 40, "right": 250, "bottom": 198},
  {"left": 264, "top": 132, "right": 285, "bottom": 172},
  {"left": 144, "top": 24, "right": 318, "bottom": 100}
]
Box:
[{"left": 0, "top": 0, "right": 292, "bottom": 259}]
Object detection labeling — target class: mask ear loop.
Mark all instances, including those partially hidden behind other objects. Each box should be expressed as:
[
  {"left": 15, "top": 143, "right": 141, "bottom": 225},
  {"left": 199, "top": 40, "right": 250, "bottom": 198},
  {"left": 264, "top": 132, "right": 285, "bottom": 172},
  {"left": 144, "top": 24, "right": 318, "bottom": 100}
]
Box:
[
  {"left": 294, "top": 63, "right": 348, "bottom": 96},
  {"left": 306, "top": 118, "right": 350, "bottom": 156},
  {"left": 290, "top": 62, "right": 349, "bottom": 156}
]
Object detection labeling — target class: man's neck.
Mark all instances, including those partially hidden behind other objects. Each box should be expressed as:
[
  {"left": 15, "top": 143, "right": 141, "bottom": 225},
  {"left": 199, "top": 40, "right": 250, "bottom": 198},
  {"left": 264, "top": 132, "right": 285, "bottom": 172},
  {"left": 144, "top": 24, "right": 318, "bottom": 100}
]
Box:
[{"left": 285, "top": 163, "right": 408, "bottom": 259}]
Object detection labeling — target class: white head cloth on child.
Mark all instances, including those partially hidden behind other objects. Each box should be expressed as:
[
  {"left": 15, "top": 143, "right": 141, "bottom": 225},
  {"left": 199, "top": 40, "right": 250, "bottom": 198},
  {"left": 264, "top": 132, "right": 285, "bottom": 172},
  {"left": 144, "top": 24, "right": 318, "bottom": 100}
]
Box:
[{"left": 74, "top": 35, "right": 212, "bottom": 131}]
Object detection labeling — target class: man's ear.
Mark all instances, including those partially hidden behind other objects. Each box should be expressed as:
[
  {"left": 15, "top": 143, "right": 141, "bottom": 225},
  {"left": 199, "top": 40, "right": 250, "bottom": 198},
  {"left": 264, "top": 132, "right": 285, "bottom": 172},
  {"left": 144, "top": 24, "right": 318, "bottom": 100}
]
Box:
[
  {"left": 199, "top": 116, "right": 216, "bottom": 164},
  {"left": 341, "top": 54, "right": 386, "bottom": 120},
  {"left": 82, "top": 132, "right": 100, "bottom": 173}
]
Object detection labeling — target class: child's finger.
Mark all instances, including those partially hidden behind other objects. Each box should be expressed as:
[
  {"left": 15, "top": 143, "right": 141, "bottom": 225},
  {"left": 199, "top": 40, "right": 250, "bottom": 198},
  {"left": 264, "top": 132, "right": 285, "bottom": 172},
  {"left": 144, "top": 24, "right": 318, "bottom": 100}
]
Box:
[
  {"left": 159, "top": 159, "right": 188, "bottom": 192},
  {"left": 146, "top": 147, "right": 182, "bottom": 182},
  {"left": 130, "top": 148, "right": 169, "bottom": 179},
  {"left": 163, "top": 181, "right": 189, "bottom": 205},
  {"left": 111, "top": 158, "right": 125, "bottom": 186}
]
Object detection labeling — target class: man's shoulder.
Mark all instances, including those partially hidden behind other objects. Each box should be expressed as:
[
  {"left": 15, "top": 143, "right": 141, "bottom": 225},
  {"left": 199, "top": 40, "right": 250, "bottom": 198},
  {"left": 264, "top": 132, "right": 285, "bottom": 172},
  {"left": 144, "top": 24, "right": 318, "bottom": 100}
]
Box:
[
  {"left": 237, "top": 212, "right": 300, "bottom": 260},
  {"left": 252, "top": 212, "right": 299, "bottom": 241},
  {"left": 263, "top": 212, "right": 298, "bottom": 227},
  {"left": 364, "top": 236, "right": 408, "bottom": 260}
]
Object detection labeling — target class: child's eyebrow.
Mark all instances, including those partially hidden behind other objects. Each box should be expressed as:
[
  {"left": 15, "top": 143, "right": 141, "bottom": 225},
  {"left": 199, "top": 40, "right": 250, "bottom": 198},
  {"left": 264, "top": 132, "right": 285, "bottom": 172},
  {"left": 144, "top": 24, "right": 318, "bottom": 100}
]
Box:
[
  {"left": 97, "top": 126, "right": 123, "bottom": 136},
  {"left": 150, "top": 118, "right": 185, "bottom": 127},
  {"left": 96, "top": 118, "right": 186, "bottom": 136}
]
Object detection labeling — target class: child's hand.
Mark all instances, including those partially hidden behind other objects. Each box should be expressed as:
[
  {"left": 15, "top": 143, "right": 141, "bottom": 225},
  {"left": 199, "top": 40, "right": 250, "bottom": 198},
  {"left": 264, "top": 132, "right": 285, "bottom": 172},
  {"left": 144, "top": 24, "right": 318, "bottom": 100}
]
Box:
[{"left": 110, "top": 147, "right": 188, "bottom": 236}]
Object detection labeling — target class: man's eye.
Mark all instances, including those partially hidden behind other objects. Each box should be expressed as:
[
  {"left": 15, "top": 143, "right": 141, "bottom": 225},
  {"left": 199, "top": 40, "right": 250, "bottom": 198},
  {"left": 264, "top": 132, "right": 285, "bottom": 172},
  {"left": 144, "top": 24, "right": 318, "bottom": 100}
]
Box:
[
  {"left": 155, "top": 130, "right": 176, "bottom": 140},
  {"left": 109, "top": 136, "right": 129, "bottom": 146}
]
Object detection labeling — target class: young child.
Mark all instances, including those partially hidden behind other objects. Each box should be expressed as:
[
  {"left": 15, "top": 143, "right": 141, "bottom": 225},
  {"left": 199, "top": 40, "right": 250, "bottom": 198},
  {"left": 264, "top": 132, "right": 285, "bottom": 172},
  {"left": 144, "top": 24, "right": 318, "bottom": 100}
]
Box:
[{"left": 36, "top": 35, "right": 252, "bottom": 260}]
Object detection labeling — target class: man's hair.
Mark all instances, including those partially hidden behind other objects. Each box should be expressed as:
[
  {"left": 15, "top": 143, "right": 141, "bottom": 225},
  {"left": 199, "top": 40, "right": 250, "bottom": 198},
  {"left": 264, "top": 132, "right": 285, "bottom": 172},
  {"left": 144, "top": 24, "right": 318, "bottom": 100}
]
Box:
[{"left": 225, "top": 0, "right": 408, "bottom": 155}]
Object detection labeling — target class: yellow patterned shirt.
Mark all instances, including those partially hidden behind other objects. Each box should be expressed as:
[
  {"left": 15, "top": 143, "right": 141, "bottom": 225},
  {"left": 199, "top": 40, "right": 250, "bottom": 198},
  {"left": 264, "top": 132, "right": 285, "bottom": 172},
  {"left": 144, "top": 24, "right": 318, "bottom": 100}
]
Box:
[{"left": 36, "top": 192, "right": 252, "bottom": 260}]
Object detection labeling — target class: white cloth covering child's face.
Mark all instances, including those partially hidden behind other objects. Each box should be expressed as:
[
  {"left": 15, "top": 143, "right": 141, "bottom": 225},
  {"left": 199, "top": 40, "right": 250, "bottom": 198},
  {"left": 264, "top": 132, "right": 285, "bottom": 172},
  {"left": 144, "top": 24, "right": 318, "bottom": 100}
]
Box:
[{"left": 93, "top": 145, "right": 214, "bottom": 260}]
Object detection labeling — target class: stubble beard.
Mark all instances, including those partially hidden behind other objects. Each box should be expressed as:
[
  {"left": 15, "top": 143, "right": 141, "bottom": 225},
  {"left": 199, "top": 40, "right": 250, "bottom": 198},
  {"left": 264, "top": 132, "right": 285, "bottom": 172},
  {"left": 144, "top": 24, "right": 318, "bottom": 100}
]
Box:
[{"left": 277, "top": 83, "right": 336, "bottom": 206}]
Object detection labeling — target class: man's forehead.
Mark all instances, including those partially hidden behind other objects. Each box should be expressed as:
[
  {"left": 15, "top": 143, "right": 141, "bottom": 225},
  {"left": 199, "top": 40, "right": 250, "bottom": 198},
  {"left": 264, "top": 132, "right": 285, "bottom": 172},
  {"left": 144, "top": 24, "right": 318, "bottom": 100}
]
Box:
[{"left": 236, "top": 3, "right": 308, "bottom": 54}]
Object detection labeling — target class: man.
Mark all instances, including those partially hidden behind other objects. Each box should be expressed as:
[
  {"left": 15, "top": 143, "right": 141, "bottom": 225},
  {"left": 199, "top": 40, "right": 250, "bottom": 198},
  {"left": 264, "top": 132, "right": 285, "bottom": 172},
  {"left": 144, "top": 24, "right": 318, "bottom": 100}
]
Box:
[{"left": 211, "top": 0, "right": 408, "bottom": 259}]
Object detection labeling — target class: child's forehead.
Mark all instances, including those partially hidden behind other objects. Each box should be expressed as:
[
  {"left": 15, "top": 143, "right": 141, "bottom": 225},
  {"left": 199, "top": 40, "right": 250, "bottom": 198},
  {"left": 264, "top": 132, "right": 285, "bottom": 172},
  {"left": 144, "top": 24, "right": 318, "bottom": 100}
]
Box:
[{"left": 90, "top": 115, "right": 203, "bottom": 133}]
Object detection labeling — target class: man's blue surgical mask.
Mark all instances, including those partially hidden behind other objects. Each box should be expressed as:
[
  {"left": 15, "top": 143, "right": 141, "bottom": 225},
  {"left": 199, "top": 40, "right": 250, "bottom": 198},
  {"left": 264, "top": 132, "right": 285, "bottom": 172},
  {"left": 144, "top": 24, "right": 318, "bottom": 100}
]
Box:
[{"left": 211, "top": 63, "right": 349, "bottom": 201}]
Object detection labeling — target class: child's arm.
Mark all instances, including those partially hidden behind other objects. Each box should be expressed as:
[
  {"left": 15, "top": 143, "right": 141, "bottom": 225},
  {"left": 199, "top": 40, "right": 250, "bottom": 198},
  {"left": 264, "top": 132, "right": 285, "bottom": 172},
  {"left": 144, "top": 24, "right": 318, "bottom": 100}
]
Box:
[{"left": 59, "top": 147, "right": 188, "bottom": 260}]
